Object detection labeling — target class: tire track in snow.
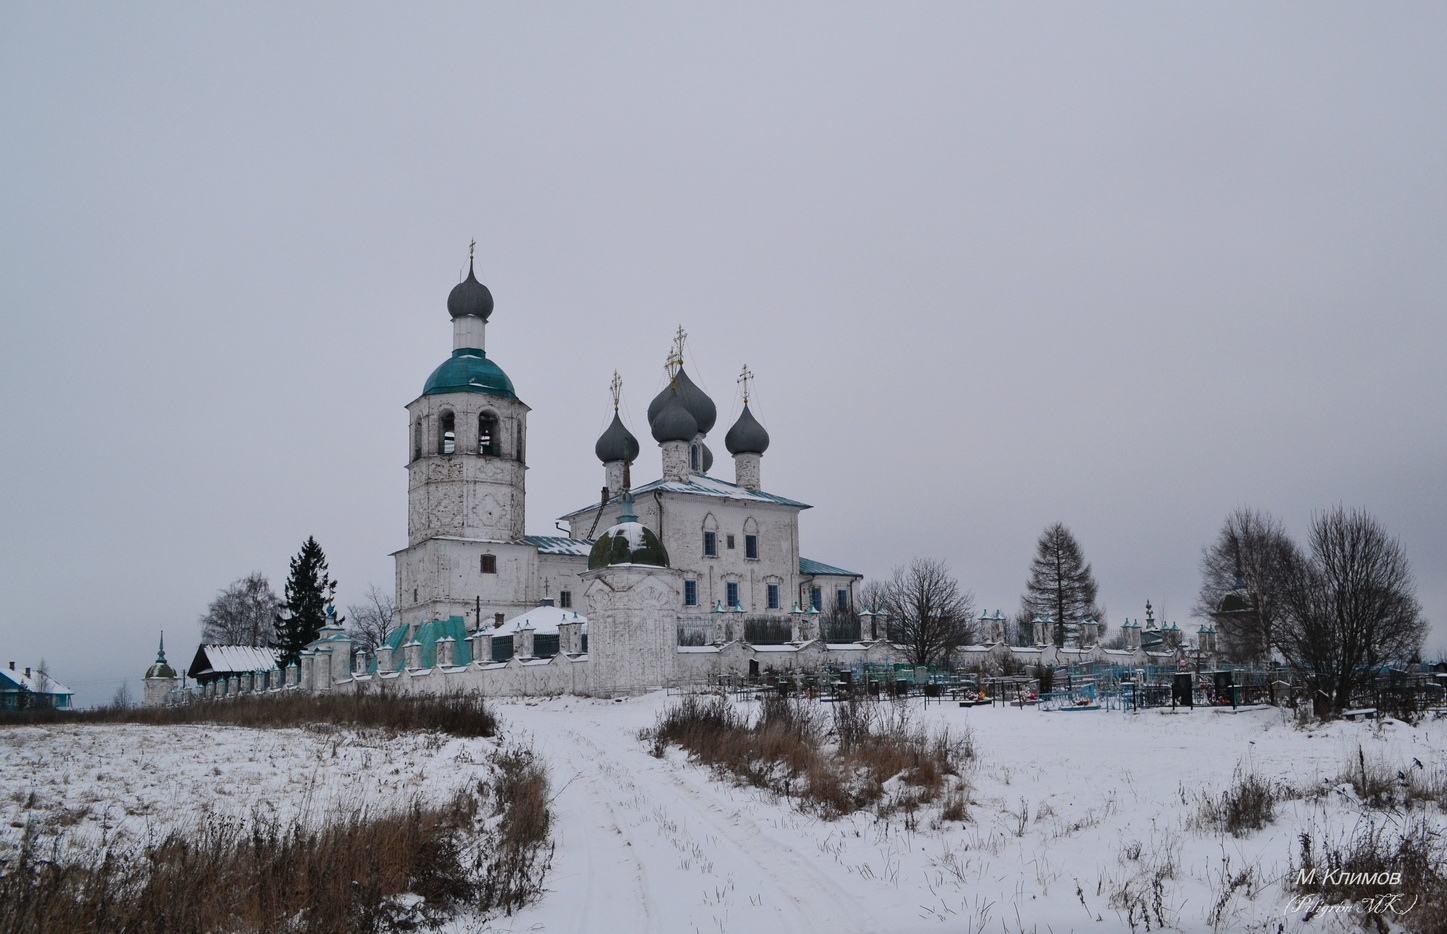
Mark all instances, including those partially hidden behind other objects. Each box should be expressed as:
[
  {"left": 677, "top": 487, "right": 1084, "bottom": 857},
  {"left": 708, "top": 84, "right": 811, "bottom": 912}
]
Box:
[{"left": 508, "top": 702, "right": 884, "bottom": 934}]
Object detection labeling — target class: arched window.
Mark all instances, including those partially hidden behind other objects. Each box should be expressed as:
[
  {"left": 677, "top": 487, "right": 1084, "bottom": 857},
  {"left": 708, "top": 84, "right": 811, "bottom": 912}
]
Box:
[
  {"left": 702, "top": 513, "right": 719, "bottom": 557},
  {"left": 690, "top": 444, "right": 700, "bottom": 472},
  {"left": 412, "top": 419, "right": 422, "bottom": 461},
  {"left": 516, "top": 421, "right": 525, "bottom": 463},
  {"left": 478, "top": 412, "right": 499, "bottom": 456},
  {"left": 438, "top": 411, "right": 456, "bottom": 455}
]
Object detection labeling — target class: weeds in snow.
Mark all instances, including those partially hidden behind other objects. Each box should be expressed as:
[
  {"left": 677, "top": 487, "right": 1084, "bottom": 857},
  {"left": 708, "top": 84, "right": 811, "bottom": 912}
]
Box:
[
  {"left": 0, "top": 743, "right": 551, "bottom": 933},
  {"left": 644, "top": 694, "right": 974, "bottom": 821},
  {"left": 0, "top": 690, "right": 500, "bottom": 738}
]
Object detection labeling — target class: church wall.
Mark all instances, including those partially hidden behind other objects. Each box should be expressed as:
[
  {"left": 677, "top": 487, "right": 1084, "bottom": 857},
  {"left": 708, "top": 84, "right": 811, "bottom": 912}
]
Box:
[
  {"left": 537, "top": 552, "right": 587, "bottom": 610},
  {"left": 404, "top": 391, "right": 530, "bottom": 546},
  {"left": 627, "top": 494, "right": 800, "bottom": 615},
  {"left": 395, "top": 539, "right": 540, "bottom": 630}
]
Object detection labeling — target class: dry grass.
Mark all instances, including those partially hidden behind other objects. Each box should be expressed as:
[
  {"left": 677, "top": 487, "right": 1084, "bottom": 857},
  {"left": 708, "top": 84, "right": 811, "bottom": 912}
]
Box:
[
  {"left": 0, "top": 734, "right": 549, "bottom": 932},
  {"left": 1193, "top": 767, "right": 1285, "bottom": 837},
  {"left": 1320, "top": 745, "right": 1447, "bottom": 812},
  {"left": 0, "top": 690, "right": 499, "bottom": 738},
  {"left": 1290, "top": 818, "right": 1447, "bottom": 934},
  {"left": 647, "top": 694, "right": 973, "bottom": 820}
]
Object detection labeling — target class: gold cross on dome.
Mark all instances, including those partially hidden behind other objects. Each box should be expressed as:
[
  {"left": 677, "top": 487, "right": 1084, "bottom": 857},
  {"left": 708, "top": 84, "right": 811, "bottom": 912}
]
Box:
[
  {"left": 665, "top": 325, "right": 687, "bottom": 381},
  {"left": 609, "top": 370, "right": 623, "bottom": 411},
  {"left": 737, "top": 364, "right": 754, "bottom": 403},
  {"left": 469, "top": 238, "right": 476, "bottom": 260}
]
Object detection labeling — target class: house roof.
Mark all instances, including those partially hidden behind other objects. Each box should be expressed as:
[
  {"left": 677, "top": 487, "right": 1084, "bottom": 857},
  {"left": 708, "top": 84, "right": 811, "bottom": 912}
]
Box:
[
  {"left": 798, "top": 557, "right": 863, "bottom": 578},
  {"left": 563, "top": 474, "right": 809, "bottom": 518},
  {"left": 187, "top": 645, "right": 282, "bottom": 680},
  {"left": 0, "top": 665, "right": 73, "bottom": 697}
]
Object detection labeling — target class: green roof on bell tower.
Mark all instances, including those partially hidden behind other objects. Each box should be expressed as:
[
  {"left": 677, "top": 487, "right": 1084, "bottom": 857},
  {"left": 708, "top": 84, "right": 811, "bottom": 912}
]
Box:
[{"left": 422, "top": 348, "right": 517, "bottom": 398}]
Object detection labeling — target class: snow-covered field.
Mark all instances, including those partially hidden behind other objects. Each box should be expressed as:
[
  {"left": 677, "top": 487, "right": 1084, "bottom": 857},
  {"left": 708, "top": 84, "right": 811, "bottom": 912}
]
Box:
[{"left": 4, "top": 697, "right": 1444, "bottom": 933}]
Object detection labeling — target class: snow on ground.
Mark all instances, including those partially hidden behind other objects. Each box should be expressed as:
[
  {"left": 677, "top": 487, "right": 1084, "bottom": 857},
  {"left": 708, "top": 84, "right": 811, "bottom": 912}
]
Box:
[
  {"left": 489, "top": 694, "right": 1447, "bottom": 934},
  {"left": 0, "top": 723, "right": 495, "bottom": 857},
  {"left": 3, "top": 699, "right": 1443, "bottom": 933}
]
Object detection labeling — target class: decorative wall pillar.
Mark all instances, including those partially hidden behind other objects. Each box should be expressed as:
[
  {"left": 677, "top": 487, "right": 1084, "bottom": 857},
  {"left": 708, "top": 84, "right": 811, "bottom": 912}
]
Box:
[
  {"left": 514, "top": 627, "right": 535, "bottom": 659},
  {"left": 471, "top": 631, "right": 494, "bottom": 664},
  {"left": 403, "top": 639, "right": 422, "bottom": 670},
  {"left": 437, "top": 636, "right": 455, "bottom": 668},
  {"left": 558, "top": 620, "right": 583, "bottom": 655}
]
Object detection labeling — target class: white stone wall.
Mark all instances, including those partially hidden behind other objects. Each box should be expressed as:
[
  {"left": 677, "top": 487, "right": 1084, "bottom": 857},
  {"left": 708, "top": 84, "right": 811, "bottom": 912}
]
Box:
[
  {"left": 395, "top": 539, "right": 541, "bottom": 630},
  {"left": 583, "top": 564, "right": 683, "bottom": 696}
]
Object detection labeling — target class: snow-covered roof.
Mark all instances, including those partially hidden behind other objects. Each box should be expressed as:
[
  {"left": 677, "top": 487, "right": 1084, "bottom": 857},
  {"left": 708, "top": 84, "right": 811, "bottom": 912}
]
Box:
[
  {"left": 563, "top": 474, "right": 809, "bottom": 518},
  {"left": 520, "top": 535, "right": 594, "bottom": 556},
  {"left": 490, "top": 606, "right": 589, "bottom": 636},
  {"left": 188, "top": 645, "right": 282, "bottom": 679},
  {"left": 0, "top": 664, "right": 73, "bottom": 697}
]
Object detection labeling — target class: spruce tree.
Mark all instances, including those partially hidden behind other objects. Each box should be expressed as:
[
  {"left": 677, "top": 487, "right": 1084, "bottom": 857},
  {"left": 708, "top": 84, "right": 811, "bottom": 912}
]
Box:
[
  {"left": 273, "top": 536, "right": 341, "bottom": 666},
  {"left": 1020, "top": 523, "right": 1101, "bottom": 647}
]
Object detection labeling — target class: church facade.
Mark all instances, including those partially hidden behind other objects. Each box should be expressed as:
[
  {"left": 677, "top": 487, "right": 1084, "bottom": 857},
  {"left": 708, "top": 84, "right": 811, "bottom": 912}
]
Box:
[{"left": 391, "top": 255, "right": 863, "bottom": 648}]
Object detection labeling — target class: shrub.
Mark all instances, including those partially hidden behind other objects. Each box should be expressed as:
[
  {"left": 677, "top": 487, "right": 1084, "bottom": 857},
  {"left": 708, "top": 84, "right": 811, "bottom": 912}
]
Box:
[
  {"left": 0, "top": 690, "right": 499, "bottom": 738},
  {"left": 1194, "top": 767, "right": 1283, "bottom": 837},
  {"left": 646, "top": 693, "right": 973, "bottom": 819}
]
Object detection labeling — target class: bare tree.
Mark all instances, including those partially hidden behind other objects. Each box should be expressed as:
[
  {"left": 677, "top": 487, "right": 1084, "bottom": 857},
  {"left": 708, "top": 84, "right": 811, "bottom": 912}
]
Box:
[
  {"left": 199, "top": 572, "right": 279, "bottom": 646},
  {"left": 1277, "top": 507, "right": 1428, "bottom": 714},
  {"left": 1019, "top": 523, "right": 1102, "bottom": 647},
  {"left": 878, "top": 558, "right": 975, "bottom": 667},
  {"left": 110, "top": 680, "right": 134, "bottom": 709},
  {"left": 859, "top": 579, "right": 889, "bottom": 639},
  {"left": 346, "top": 584, "right": 398, "bottom": 653},
  {"left": 1193, "top": 507, "right": 1301, "bottom": 663}
]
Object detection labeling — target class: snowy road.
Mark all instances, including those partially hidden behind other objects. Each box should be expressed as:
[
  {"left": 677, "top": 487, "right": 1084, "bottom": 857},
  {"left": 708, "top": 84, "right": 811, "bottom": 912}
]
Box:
[{"left": 503, "top": 697, "right": 886, "bottom": 934}]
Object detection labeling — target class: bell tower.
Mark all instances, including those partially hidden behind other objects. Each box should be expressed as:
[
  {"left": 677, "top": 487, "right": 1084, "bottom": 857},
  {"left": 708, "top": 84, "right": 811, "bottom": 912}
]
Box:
[{"left": 394, "top": 247, "right": 532, "bottom": 629}]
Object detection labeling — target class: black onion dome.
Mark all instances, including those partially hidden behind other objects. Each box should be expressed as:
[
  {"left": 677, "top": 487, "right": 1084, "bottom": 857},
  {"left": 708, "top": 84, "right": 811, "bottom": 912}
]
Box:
[
  {"left": 646, "top": 367, "right": 715, "bottom": 435},
  {"left": 651, "top": 393, "right": 698, "bottom": 443},
  {"left": 447, "top": 259, "right": 494, "bottom": 321},
  {"left": 594, "top": 412, "right": 641, "bottom": 464},
  {"left": 672, "top": 367, "right": 716, "bottom": 434},
  {"left": 724, "top": 403, "right": 770, "bottom": 455},
  {"left": 700, "top": 442, "right": 714, "bottom": 473}
]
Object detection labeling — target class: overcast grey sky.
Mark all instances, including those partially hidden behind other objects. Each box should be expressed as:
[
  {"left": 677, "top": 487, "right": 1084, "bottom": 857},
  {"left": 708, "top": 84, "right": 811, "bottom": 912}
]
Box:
[{"left": 3, "top": 3, "right": 1444, "bottom": 707}]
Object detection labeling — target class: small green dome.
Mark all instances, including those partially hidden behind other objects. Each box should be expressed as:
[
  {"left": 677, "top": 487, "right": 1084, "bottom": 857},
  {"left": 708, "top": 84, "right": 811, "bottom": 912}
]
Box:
[
  {"left": 146, "top": 661, "right": 176, "bottom": 678},
  {"left": 588, "top": 521, "right": 670, "bottom": 569},
  {"left": 423, "top": 349, "right": 516, "bottom": 398}
]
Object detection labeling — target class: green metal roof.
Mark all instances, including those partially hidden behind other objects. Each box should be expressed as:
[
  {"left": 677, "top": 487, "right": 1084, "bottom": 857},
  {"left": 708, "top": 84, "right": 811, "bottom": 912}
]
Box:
[
  {"left": 422, "top": 349, "right": 516, "bottom": 399},
  {"left": 373, "top": 615, "right": 473, "bottom": 673},
  {"left": 799, "top": 557, "right": 863, "bottom": 578}
]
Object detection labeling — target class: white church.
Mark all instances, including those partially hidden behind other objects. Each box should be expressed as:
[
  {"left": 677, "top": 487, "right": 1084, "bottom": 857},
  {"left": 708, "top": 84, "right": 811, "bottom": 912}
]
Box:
[
  {"left": 144, "top": 253, "right": 1214, "bottom": 704},
  {"left": 148, "top": 254, "right": 889, "bottom": 703}
]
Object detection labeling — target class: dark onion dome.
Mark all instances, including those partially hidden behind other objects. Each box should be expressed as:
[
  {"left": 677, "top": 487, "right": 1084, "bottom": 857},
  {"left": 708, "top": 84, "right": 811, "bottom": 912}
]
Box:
[
  {"left": 647, "top": 367, "right": 715, "bottom": 435},
  {"left": 587, "top": 493, "right": 670, "bottom": 569},
  {"left": 595, "top": 412, "right": 641, "bottom": 464},
  {"left": 700, "top": 442, "right": 714, "bottom": 473},
  {"left": 650, "top": 392, "right": 698, "bottom": 443},
  {"left": 423, "top": 349, "right": 516, "bottom": 398},
  {"left": 447, "top": 258, "right": 494, "bottom": 321},
  {"left": 724, "top": 402, "right": 770, "bottom": 455}
]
